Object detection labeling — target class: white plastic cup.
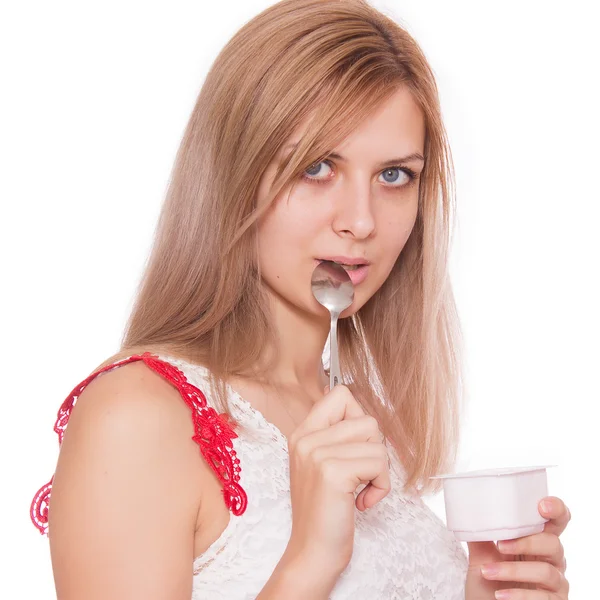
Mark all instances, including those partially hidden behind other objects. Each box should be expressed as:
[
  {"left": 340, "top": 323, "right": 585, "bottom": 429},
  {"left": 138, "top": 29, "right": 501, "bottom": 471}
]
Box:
[{"left": 431, "top": 465, "right": 555, "bottom": 542}]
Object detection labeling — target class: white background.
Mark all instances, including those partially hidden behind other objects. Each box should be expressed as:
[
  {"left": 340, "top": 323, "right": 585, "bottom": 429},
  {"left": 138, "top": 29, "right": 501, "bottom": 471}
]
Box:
[{"left": 1, "top": 0, "right": 597, "bottom": 597}]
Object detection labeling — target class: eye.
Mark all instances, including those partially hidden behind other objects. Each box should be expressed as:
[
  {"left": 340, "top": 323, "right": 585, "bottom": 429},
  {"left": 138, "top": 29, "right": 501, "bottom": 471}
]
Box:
[
  {"left": 379, "top": 167, "right": 415, "bottom": 187},
  {"left": 303, "top": 160, "right": 333, "bottom": 180}
]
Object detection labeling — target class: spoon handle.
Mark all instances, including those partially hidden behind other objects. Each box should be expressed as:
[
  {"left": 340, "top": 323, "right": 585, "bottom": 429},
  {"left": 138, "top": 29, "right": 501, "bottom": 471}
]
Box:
[{"left": 329, "top": 311, "right": 341, "bottom": 388}]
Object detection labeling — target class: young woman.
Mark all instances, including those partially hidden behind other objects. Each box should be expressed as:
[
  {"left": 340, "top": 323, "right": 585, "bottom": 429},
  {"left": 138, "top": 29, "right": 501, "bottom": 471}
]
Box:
[{"left": 30, "top": 1, "right": 571, "bottom": 598}]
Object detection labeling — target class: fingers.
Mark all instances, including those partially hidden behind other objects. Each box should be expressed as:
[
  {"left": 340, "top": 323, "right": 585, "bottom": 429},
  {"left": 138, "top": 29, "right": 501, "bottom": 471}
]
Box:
[
  {"left": 320, "top": 454, "right": 390, "bottom": 505},
  {"left": 288, "top": 385, "right": 390, "bottom": 511},
  {"left": 480, "top": 560, "right": 569, "bottom": 595},
  {"left": 497, "top": 532, "right": 565, "bottom": 572},
  {"left": 480, "top": 496, "right": 572, "bottom": 597},
  {"left": 356, "top": 480, "right": 390, "bottom": 511},
  {"left": 295, "top": 439, "right": 390, "bottom": 503},
  {"left": 311, "top": 442, "right": 389, "bottom": 465},
  {"left": 538, "top": 496, "right": 572, "bottom": 537},
  {"left": 492, "top": 590, "right": 565, "bottom": 599},
  {"left": 290, "top": 385, "right": 366, "bottom": 440},
  {"left": 466, "top": 540, "right": 503, "bottom": 565},
  {"left": 293, "top": 415, "right": 383, "bottom": 454}
]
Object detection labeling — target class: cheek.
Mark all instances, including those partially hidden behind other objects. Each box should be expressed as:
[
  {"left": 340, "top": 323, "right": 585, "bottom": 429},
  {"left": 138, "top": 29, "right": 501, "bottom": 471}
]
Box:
[
  {"left": 381, "top": 201, "right": 418, "bottom": 260},
  {"left": 256, "top": 196, "right": 325, "bottom": 295},
  {"left": 258, "top": 201, "right": 318, "bottom": 261},
  {"left": 257, "top": 208, "right": 327, "bottom": 314}
]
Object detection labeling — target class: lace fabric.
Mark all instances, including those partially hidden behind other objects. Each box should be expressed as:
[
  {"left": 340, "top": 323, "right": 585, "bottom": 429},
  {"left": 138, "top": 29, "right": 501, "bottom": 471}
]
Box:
[{"left": 160, "top": 355, "right": 468, "bottom": 600}]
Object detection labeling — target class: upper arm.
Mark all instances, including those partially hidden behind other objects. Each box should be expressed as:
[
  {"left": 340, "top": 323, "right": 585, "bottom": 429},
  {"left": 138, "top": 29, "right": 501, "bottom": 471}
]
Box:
[{"left": 48, "top": 361, "right": 206, "bottom": 600}]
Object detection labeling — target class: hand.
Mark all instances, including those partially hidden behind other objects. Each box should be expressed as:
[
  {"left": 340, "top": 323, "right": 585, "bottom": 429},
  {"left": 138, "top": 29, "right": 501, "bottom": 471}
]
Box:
[
  {"left": 465, "top": 496, "right": 571, "bottom": 599},
  {"left": 283, "top": 384, "right": 390, "bottom": 577}
]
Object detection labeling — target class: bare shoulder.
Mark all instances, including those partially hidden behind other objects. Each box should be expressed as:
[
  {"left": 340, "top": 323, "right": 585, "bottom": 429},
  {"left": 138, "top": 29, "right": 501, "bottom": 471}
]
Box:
[
  {"left": 57, "top": 360, "right": 207, "bottom": 474},
  {"left": 67, "top": 359, "right": 191, "bottom": 434},
  {"left": 48, "top": 359, "right": 210, "bottom": 600}
]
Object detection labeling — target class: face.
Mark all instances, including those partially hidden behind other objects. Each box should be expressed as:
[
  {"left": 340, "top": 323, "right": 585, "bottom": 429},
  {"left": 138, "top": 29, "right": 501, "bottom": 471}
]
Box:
[{"left": 255, "top": 86, "right": 426, "bottom": 319}]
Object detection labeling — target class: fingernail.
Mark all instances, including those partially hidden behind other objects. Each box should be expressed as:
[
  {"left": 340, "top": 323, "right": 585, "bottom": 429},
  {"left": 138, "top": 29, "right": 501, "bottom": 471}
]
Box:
[
  {"left": 541, "top": 499, "right": 553, "bottom": 513},
  {"left": 497, "top": 540, "right": 516, "bottom": 553},
  {"left": 481, "top": 564, "right": 500, "bottom": 577},
  {"left": 495, "top": 591, "right": 512, "bottom": 600}
]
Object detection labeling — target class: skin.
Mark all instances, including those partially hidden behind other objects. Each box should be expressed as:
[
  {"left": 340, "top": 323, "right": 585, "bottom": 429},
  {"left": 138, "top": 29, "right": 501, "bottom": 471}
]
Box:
[{"left": 48, "top": 86, "right": 571, "bottom": 598}]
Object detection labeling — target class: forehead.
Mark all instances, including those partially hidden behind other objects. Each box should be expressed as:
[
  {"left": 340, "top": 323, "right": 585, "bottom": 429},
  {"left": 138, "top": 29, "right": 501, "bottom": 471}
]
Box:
[
  {"left": 345, "top": 87, "right": 425, "bottom": 149},
  {"left": 285, "top": 87, "right": 425, "bottom": 161}
]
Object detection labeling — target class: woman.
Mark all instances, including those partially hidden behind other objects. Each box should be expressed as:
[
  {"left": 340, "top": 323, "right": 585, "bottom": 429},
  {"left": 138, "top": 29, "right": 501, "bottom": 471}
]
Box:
[{"left": 30, "top": 0, "right": 571, "bottom": 598}]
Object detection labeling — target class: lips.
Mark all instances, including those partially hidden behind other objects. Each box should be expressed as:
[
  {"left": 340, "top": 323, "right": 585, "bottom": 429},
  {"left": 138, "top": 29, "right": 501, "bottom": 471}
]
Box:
[{"left": 315, "top": 257, "right": 371, "bottom": 285}]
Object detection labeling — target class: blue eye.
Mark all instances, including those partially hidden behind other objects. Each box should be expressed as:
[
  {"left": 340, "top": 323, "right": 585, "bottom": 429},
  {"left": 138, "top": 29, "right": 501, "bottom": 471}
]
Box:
[
  {"left": 379, "top": 167, "right": 420, "bottom": 187},
  {"left": 304, "top": 161, "right": 333, "bottom": 179},
  {"left": 381, "top": 168, "right": 405, "bottom": 184}
]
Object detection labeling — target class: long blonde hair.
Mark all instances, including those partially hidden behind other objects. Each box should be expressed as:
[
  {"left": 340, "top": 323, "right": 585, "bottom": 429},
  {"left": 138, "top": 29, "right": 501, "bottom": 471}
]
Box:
[{"left": 97, "top": 0, "right": 464, "bottom": 495}]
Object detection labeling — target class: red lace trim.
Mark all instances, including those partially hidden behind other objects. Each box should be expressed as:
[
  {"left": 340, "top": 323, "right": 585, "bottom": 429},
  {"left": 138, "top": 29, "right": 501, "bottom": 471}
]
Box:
[{"left": 30, "top": 352, "right": 248, "bottom": 535}]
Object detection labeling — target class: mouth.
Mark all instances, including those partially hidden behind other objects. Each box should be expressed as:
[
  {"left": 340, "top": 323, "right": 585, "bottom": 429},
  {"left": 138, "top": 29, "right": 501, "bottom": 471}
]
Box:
[
  {"left": 315, "top": 257, "right": 371, "bottom": 284},
  {"left": 317, "top": 256, "right": 370, "bottom": 267}
]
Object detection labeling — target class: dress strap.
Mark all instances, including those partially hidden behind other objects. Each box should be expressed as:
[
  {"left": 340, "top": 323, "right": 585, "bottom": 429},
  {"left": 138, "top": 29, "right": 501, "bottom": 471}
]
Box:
[{"left": 30, "top": 351, "right": 248, "bottom": 535}]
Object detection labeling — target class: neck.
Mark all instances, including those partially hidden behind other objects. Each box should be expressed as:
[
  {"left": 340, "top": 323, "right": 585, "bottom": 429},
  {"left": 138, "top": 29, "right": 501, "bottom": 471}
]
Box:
[{"left": 257, "top": 289, "right": 330, "bottom": 395}]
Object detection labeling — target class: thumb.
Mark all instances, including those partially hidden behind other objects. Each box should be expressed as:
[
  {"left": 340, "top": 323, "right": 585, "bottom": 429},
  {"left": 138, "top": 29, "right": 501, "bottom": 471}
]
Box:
[
  {"left": 466, "top": 541, "right": 502, "bottom": 566},
  {"left": 323, "top": 384, "right": 330, "bottom": 395}
]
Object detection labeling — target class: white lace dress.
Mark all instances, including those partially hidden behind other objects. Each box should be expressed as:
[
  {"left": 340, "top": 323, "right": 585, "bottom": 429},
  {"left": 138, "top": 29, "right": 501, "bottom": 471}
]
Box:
[{"left": 157, "top": 354, "right": 469, "bottom": 599}]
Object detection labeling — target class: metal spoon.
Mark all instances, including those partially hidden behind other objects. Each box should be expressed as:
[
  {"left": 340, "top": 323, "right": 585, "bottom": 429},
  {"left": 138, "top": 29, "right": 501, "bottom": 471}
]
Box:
[{"left": 311, "top": 260, "right": 355, "bottom": 389}]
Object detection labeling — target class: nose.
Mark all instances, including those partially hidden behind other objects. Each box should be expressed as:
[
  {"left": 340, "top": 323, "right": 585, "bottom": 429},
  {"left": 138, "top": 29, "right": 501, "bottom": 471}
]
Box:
[{"left": 331, "top": 182, "right": 376, "bottom": 240}]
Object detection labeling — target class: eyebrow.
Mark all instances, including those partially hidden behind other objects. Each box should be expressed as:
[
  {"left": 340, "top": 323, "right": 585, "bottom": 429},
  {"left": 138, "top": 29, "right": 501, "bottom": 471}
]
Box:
[{"left": 282, "top": 143, "right": 425, "bottom": 168}]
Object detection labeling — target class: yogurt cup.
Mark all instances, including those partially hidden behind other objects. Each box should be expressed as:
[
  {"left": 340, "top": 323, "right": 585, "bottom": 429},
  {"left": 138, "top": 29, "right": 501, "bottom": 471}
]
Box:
[{"left": 431, "top": 465, "right": 556, "bottom": 542}]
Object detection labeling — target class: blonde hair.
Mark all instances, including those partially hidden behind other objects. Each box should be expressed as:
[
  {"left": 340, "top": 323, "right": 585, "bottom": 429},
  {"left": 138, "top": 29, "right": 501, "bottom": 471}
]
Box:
[{"left": 97, "top": 0, "right": 464, "bottom": 495}]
